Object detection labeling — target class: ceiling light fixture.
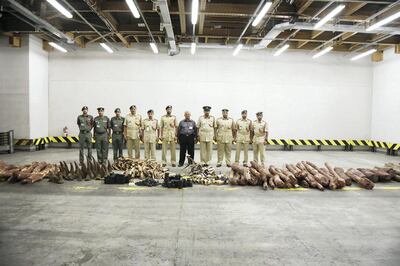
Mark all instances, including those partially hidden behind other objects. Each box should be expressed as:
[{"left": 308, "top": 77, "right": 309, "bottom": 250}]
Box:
[
  {"left": 314, "top": 4, "right": 345, "bottom": 29},
  {"left": 312, "top": 46, "right": 333, "bottom": 59},
  {"left": 125, "top": 0, "right": 140, "bottom": 18},
  {"left": 366, "top": 11, "right": 400, "bottom": 31},
  {"left": 192, "top": 0, "right": 199, "bottom": 25},
  {"left": 350, "top": 49, "right": 377, "bottom": 61},
  {"left": 232, "top": 44, "right": 243, "bottom": 56},
  {"left": 273, "top": 44, "right": 289, "bottom": 56},
  {"left": 150, "top": 42, "right": 159, "bottom": 54},
  {"left": 252, "top": 1, "right": 273, "bottom": 27},
  {"left": 49, "top": 42, "right": 67, "bottom": 53},
  {"left": 100, "top": 43, "right": 113, "bottom": 53},
  {"left": 46, "top": 0, "right": 72, "bottom": 19}
]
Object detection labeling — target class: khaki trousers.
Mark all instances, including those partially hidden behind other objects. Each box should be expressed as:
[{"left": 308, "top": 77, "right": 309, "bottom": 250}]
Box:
[
  {"left": 235, "top": 142, "right": 249, "bottom": 164},
  {"left": 200, "top": 141, "right": 212, "bottom": 165},
  {"left": 253, "top": 143, "right": 265, "bottom": 164},
  {"left": 144, "top": 142, "right": 156, "bottom": 160},
  {"left": 217, "top": 142, "right": 231, "bottom": 165},
  {"left": 127, "top": 138, "right": 140, "bottom": 159},
  {"left": 162, "top": 139, "right": 176, "bottom": 164}
]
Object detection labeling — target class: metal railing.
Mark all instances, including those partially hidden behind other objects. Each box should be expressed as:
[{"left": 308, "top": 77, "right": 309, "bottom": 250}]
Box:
[{"left": 0, "top": 130, "right": 14, "bottom": 154}]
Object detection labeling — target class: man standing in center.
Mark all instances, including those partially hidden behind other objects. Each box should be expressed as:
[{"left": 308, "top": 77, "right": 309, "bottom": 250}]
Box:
[
  {"left": 235, "top": 110, "right": 252, "bottom": 166},
  {"left": 124, "top": 105, "right": 142, "bottom": 159},
  {"left": 216, "top": 109, "right": 235, "bottom": 167},
  {"left": 160, "top": 105, "right": 178, "bottom": 167},
  {"left": 142, "top": 109, "right": 159, "bottom": 160},
  {"left": 197, "top": 106, "right": 216, "bottom": 166}
]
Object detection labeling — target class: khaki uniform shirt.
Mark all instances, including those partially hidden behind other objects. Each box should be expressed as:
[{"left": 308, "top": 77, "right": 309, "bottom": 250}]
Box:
[
  {"left": 216, "top": 117, "right": 234, "bottom": 144},
  {"left": 236, "top": 118, "right": 251, "bottom": 143},
  {"left": 77, "top": 115, "right": 93, "bottom": 133},
  {"left": 197, "top": 115, "right": 216, "bottom": 142},
  {"left": 160, "top": 115, "right": 177, "bottom": 141},
  {"left": 93, "top": 116, "right": 110, "bottom": 134},
  {"left": 253, "top": 120, "right": 268, "bottom": 144},
  {"left": 124, "top": 113, "right": 142, "bottom": 139},
  {"left": 142, "top": 118, "right": 158, "bottom": 143}
]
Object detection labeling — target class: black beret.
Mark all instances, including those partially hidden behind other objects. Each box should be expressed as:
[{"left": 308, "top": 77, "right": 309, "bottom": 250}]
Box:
[
  {"left": 256, "top": 112, "right": 263, "bottom": 116},
  {"left": 241, "top": 110, "right": 247, "bottom": 114},
  {"left": 114, "top": 108, "right": 121, "bottom": 113},
  {"left": 81, "top": 106, "right": 88, "bottom": 111},
  {"left": 222, "top": 109, "right": 229, "bottom": 112},
  {"left": 129, "top": 105, "right": 136, "bottom": 110},
  {"left": 166, "top": 105, "right": 172, "bottom": 110},
  {"left": 203, "top": 106, "right": 211, "bottom": 111},
  {"left": 147, "top": 109, "right": 154, "bottom": 114},
  {"left": 97, "top": 107, "right": 104, "bottom": 111}
]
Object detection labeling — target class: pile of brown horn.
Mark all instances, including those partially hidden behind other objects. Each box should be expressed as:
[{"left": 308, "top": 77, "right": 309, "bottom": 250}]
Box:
[
  {"left": 229, "top": 161, "right": 400, "bottom": 191},
  {"left": 0, "top": 161, "right": 57, "bottom": 184},
  {"left": 113, "top": 157, "right": 167, "bottom": 179},
  {"left": 55, "top": 157, "right": 113, "bottom": 183}
]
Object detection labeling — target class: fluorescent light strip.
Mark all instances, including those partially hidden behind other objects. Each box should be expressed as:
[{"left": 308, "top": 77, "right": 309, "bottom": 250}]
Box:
[
  {"left": 150, "top": 43, "right": 158, "bottom": 54},
  {"left": 191, "top": 42, "right": 196, "bottom": 55},
  {"left": 100, "top": 43, "right": 113, "bottom": 54},
  {"left": 273, "top": 44, "right": 289, "bottom": 57},
  {"left": 366, "top": 11, "right": 400, "bottom": 31},
  {"left": 350, "top": 49, "right": 377, "bottom": 61},
  {"left": 312, "top": 46, "right": 333, "bottom": 59},
  {"left": 192, "top": 0, "right": 199, "bottom": 25},
  {"left": 252, "top": 2, "right": 273, "bottom": 27},
  {"left": 125, "top": 0, "right": 140, "bottom": 18},
  {"left": 49, "top": 42, "right": 67, "bottom": 53},
  {"left": 314, "top": 5, "right": 345, "bottom": 29},
  {"left": 46, "top": 0, "right": 72, "bottom": 19},
  {"left": 232, "top": 44, "right": 243, "bottom": 56}
]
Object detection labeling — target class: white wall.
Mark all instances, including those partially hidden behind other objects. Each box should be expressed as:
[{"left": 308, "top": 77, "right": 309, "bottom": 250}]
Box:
[
  {"left": 49, "top": 45, "right": 373, "bottom": 139},
  {"left": 371, "top": 48, "right": 400, "bottom": 143},
  {"left": 28, "top": 35, "right": 48, "bottom": 139},
  {"left": 0, "top": 36, "right": 30, "bottom": 139}
]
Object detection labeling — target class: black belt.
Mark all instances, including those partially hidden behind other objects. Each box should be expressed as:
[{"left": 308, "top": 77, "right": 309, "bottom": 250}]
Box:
[
  {"left": 113, "top": 132, "right": 123, "bottom": 135},
  {"left": 95, "top": 132, "right": 106, "bottom": 135},
  {"left": 80, "top": 131, "right": 90, "bottom": 134}
]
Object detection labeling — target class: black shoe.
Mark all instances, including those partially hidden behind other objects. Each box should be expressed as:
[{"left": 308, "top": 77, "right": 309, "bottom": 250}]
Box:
[
  {"left": 216, "top": 163, "right": 222, "bottom": 167},
  {"left": 178, "top": 164, "right": 184, "bottom": 167}
]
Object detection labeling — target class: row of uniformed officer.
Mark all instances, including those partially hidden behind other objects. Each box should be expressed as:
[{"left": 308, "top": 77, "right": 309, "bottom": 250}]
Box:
[
  {"left": 197, "top": 106, "right": 268, "bottom": 167},
  {"left": 77, "top": 105, "right": 269, "bottom": 166}
]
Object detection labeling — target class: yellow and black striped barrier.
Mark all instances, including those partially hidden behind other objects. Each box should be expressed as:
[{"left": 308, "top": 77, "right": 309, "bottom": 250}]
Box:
[
  {"left": 12, "top": 136, "right": 400, "bottom": 156},
  {"left": 14, "top": 139, "right": 33, "bottom": 146}
]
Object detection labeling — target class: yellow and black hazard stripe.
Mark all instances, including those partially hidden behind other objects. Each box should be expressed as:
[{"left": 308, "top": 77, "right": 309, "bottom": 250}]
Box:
[
  {"left": 348, "top": 140, "right": 372, "bottom": 147},
  {"left": 392, "top": 144, "right": 400, "bottom": 151},
  {"left": 370, "top": 140, "right": 392, "bottom": 149},
  {"left": 14, "top": 139, "right": 33, "bottom": 146},
  {"left": 267, "top": 139, "right": 290, "bottom": 146},
  {"left": 50, "top": 136, "right": 79, "bottom": 143},
  {"left": 33, "top": 137, "right": 51, "bottom": 145}
]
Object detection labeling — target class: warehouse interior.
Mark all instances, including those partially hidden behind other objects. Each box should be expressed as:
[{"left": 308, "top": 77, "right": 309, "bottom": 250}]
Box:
[{"left": 0, "top": 0, "right": 400, "bottom": 265}]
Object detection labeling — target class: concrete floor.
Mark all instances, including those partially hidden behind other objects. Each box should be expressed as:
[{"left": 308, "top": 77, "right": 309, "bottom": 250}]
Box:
[{"left": 0, "top": 149, "right": 400, "bottom": 266}]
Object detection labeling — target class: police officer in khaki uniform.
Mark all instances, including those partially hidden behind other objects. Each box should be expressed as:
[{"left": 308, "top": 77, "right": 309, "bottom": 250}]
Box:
[
  {"left": 216, "top": 109, "right": 235, "bottom": 167},
  {"left": 235, "top": 110, "right": 252, "bottom": 166},
  {"left": 124, "top": 105, "right": 142, "bottom": 159},
  {"left": 77, "top": 106, "right": 93, "bottom": 164},
  {"left": 93, "top": 107, "right": 110, "bottom": 164},
  {"left": 251, "top": 112, "right": 268, "bottom": 166},
  {"left": 160, "top": 105, "right": 178, "bottom": 167},
  {"left": 197, "top": 106, "right": 216, "bottom": 166},
  {"left": 142, "top": 110, "right": 159, "bottom": 160},
  {"left": 110, "top": 108, "right": 124, "bottom": 160}
]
